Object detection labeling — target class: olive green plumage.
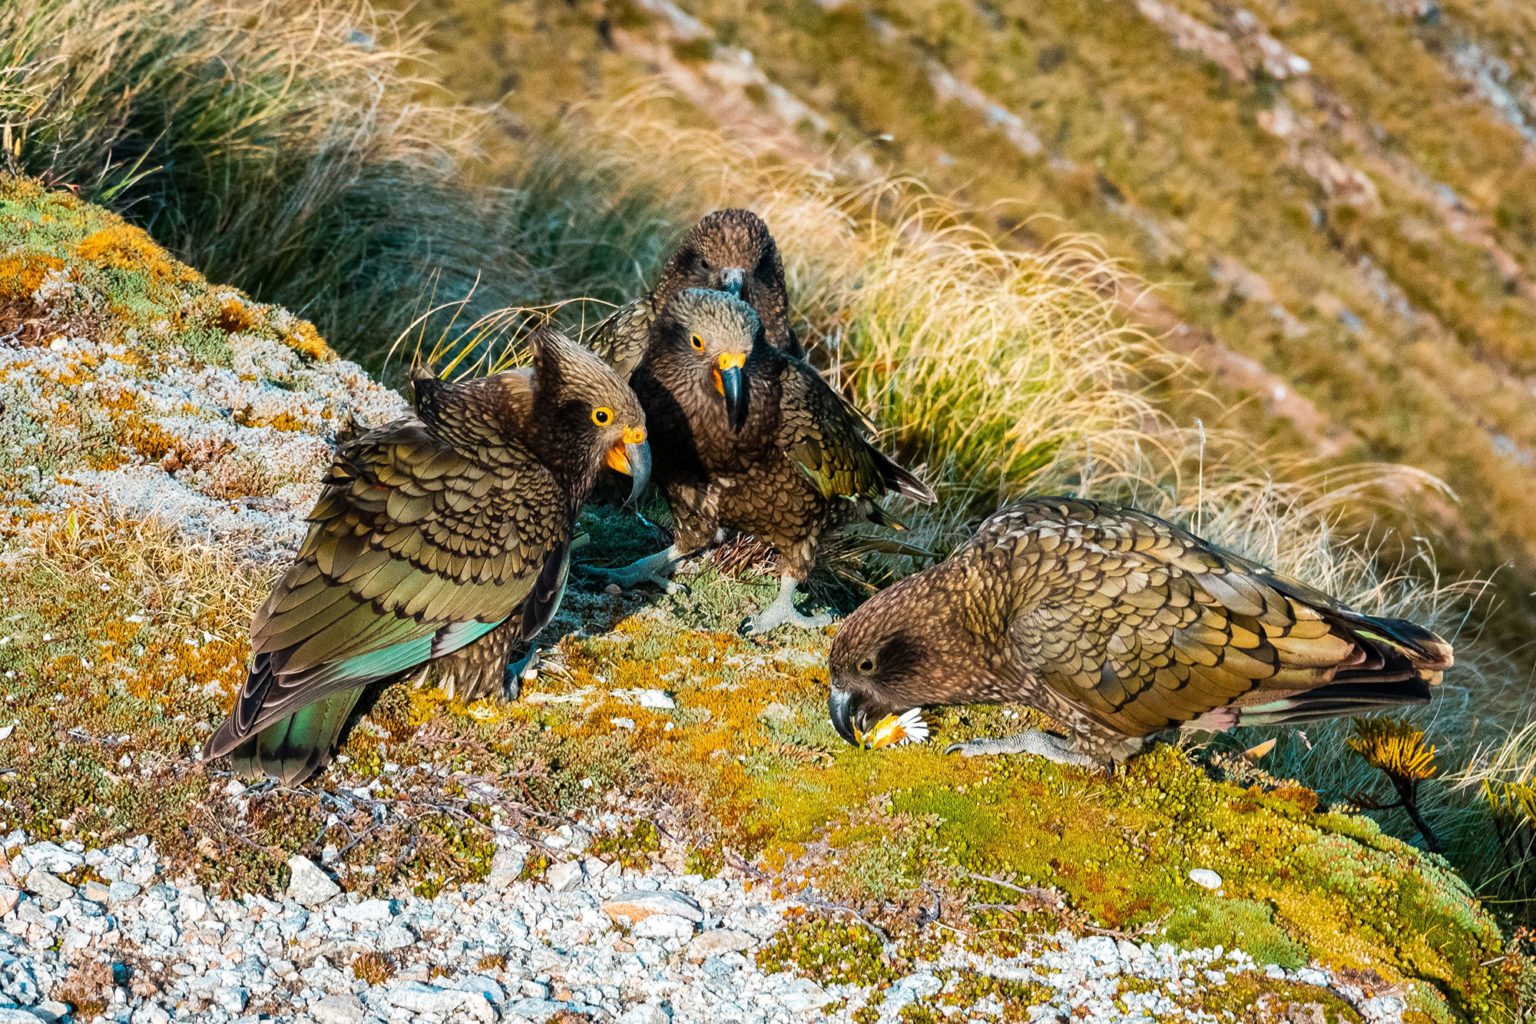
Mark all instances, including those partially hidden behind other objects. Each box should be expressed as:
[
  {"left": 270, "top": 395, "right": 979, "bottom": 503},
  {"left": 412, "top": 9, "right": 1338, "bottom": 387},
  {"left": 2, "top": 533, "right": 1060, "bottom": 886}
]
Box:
[
  {"left": 829, "top": 497, "right": 1452, "bottom": 764},
  {"left": 614, "top": 288, "right": 934, "bottom": 633},
  {"left": 203, "top": 329, "right": 648, "bottom": 784},
  {"left": 588, "top": 208, "right": 799, "bottom": 378}
]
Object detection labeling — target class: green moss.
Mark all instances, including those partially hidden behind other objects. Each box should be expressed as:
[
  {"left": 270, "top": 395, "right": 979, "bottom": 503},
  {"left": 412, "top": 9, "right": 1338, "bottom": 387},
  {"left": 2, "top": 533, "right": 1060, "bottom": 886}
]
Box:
[
  {"left": 755, "top": 916, "right": 900, "bottom": 987},
  {"left": 590, "top": 819, "right": 663, "bottom": 870},
  {"left": 1163, "top": 898, "right": 1307, "bottom": 969},
  {"left": 1189, "top": 972, "right": 1365, "bottom": 1021}
]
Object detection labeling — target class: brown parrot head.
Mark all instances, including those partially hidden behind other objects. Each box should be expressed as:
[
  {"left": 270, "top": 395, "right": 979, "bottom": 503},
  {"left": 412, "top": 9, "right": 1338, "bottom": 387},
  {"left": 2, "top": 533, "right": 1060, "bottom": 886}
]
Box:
[
  {"left": 828, "top": 561, "right": 984, "bottom": 747},
  {"left": 653, "top": 288, "right": 764, "bottom": 432},
  {"left": 656, "top": 209, "right": 791, "bottom": 347},
  {"left": 525, "top": 326, "right": 650, "bottom": 502}
]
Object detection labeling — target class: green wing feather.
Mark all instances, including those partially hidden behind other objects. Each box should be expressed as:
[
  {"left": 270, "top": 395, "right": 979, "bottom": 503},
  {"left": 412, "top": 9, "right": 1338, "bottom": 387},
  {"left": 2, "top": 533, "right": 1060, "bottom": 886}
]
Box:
[
  {"left": 991, "top": 499, "right": 1449, "bottom": 745},
  {"left": 205, "top": 415, "right": 569, "bottom": 781},
  {"left": 585, "top": 298, "right": 657, "bottom": 378},
  {"left": 781, "top": 361, "right": 935, "bottom": 504}
]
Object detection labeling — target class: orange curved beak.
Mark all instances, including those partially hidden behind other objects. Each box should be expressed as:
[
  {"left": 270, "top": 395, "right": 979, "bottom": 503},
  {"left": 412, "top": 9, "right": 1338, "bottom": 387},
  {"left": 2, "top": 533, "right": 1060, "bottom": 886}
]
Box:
[
  {"left": 711, "top": 352, "right": 747, "bottom": 396},
  {"left": 712, "top": 353, "right": 748, "bottom": 432},
  {"left": 606, "top": 426, "right": 651, "bottom": 503}
]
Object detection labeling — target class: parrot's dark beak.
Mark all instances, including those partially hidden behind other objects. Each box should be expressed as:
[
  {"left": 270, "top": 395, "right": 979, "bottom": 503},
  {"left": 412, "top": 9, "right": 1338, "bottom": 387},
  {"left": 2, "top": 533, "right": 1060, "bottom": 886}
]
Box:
[
  {"left": 606, "top": 427, "right": 651, "bottom": 504},
  {"left": 712, "top": 354, "right": 748, "bottom": 432},
  {"left": 829, "top": 687, "right": 859, "bottom": 746},
  {"left": 624, "top": 439, "right": 651, "bottom": 504},
  {"left": 718, "top": 267, "right": 746, "bottom": 297}
]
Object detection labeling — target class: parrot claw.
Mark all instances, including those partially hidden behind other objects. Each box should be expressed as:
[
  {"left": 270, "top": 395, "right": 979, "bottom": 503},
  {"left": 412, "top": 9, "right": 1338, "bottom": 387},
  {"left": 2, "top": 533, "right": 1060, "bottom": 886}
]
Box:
[
  {"left": 738, "top": 608, "right": 832, "bottom": 636},
  {"left": 586, "top": 544, "right": 686, "bottom": 593},
  {"left": 739, "top": 577, "right": 832, "bottom": 635},
  {"left": 503, "top": 647, "right": 541, "bottom": 701},
  {"left": 944, "top": 729, "right": 1097, "bottom": 768},
  {"left": 592, "top": 567, "right": 685, "bottom": 594}
]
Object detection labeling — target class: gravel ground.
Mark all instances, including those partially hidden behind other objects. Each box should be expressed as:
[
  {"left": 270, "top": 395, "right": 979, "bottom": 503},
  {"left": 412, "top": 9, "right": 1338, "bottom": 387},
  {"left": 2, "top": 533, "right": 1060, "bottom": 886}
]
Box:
[{"left": 0, "top": 834, "right": 1407, "bottom": 1024}]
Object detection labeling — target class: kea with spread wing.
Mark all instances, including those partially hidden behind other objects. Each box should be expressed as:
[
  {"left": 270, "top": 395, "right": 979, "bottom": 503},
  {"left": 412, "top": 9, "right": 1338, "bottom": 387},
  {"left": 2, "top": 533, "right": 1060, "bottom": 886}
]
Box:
[
  {"left": 829, "top": 498, "right": 1451, "bottom": 765},
  {"left": 203, "top": 329, "right": 649, "bottom": 784}
]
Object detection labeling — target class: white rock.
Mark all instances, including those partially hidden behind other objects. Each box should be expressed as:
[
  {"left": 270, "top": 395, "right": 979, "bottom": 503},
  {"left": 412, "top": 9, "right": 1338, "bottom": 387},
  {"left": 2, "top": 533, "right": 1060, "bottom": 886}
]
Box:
[
  {"left": 504, "top": 998, "right": 572, "bottom": 1022},
  {"left": 884, "top": 972, "right": 943, "bottom": 1014},
  {"left": 685, "top": 928, "right": 755, "bottom": 961},
  {"left": 22, "top": 870, "right": 74, "bottom": 904},
  {"left": 386, "top": 982, "right": 494, "bottom": 1022},
  {"left": 547, "top": 861, "right": 585, "bottom": 892},
  {"left": 619, "top": 1005, "right": 671, "bottom": 1024},
  {"left": 0, "top": 887, "right": 17, "bottom": 917},
  {"left": 454, "top": 974, "right": 506, "bottom": 1004},
  {"left": 773, "top": 976, "right": 834, "bottom": 1012},
  {"left": 602, "top": 890, "right": 704, "bottom": 927},
  {"left": 1079, "top": 935, "right": 1120, "bottom": 964},
  {"left": 107, "top": 881, "right": 141, "bottom": 902},
  {"left": 333, "top": 898, "right": 393, "bottom": 924},
  {"left": 376, "top": 922, "right": 416, "bottom": 951},
  {"left": 1188, "top": 868, "right": 1223, "bottom": 891},
  {"left": 19, "top": 843, "right": 82, "bottom": 875},
  {"left": 285, "top": 856, "right": 341, "bottom": 906},
  {"left": 633, "top": 914, "right": 695, "bottom": 941},
  {"left": 487, "top": 846, "right": 526, "bottom": 885},
  {"left": 310, "top": 994, "right": 366, "bottom": 1024},
  {"left": 213, "top": 986, "right": 249, "bottom": 1013},
  {"left": 0, "top": 1011, "right": 46, "bottom": 1024}
]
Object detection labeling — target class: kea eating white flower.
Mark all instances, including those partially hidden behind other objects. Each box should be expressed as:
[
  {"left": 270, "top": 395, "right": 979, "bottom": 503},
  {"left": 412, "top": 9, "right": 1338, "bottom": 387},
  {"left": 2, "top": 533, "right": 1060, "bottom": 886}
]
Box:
[{"left": 855, "top": 707, "right": 930, "bottom": 750}]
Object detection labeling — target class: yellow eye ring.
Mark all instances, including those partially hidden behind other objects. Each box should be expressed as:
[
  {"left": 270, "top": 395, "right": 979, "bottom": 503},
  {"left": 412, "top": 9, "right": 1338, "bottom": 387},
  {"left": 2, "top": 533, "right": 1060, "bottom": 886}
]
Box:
[
  {"left": 591, "top": 406, "right": 614, "bottom": 427},
  {"left": 689, "top": 333, "right": 705, "bottom": 352},
  {"left": 857, "top": 657, "right": 875, "bottom": 674}
]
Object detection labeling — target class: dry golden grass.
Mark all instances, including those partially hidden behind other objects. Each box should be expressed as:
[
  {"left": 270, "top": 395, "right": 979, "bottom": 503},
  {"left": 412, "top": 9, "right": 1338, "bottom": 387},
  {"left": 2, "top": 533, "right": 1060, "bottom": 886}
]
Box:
[
  {"left": 0, "top": 0, "right": 532, "bottom": 353},
  {"left": 18, "top": 505, "right": 268, "bottom": 636}
]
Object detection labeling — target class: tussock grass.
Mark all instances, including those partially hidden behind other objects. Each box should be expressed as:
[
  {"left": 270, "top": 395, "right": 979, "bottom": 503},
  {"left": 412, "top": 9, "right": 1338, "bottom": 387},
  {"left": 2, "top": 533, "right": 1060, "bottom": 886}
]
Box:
[
  {"left": 0, "top": 0, "right": 524, "bottom": 355},
  {"left": 21, "top": 506, "right": 269, "bottom": 634}
]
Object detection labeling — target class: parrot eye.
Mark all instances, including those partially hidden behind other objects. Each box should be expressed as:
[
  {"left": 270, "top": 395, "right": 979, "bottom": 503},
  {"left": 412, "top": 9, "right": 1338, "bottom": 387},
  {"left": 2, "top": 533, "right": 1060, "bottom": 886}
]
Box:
[
  {"left": 689, "top": 333, "right": 705, "bottom": 353},
  {"left": 591, "top": 406, "right": 614, "bottom": 427},
  {"left": 857, "top": 657, "right": 876, "bottom": 675}
]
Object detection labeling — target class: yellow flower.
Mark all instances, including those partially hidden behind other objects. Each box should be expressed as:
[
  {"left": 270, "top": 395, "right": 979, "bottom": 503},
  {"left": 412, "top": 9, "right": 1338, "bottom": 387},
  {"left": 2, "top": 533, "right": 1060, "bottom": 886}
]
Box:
[
  {"left": 1347, "top": 718, "right": 1438, "bottom": 783},
  {"left": 1484, "top": 779, "right": 1536, "bottom": 826}
]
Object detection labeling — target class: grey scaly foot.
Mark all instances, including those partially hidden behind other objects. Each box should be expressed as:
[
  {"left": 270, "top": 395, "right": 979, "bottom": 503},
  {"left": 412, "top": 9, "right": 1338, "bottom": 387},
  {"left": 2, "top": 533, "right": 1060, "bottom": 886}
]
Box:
[
  {"left": 587, "top": 544, "right": 687, "bottom": 595},
  {"left": 944, "top": 729, "right": 1097, "bottom": 768},
  {"left": 739, "top": 575, "right": 832, "bottom": 635},
  {"left": 503, "top": 647, "right": 541, "bottom": 701}
]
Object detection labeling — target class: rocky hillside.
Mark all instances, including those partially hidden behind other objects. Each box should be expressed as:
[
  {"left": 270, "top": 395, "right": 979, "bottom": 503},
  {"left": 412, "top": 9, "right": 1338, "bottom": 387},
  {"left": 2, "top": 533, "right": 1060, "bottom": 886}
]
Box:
[
  {"left": 398, "top": 0, "right": 1536, "bottom": 638},
  {"left": 0, "top": 179, "right": 1522, "bottom": 1020}
]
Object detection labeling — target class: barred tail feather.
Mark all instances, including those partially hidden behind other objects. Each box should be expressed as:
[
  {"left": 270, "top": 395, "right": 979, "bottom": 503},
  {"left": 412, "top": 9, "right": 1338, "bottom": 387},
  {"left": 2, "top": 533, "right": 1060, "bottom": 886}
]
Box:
[
  {"left": 230, "top": 688, "right": 366, "bottom": 785},
  {"left": 1230, "top": 610, "right": 1449, "bottom": 729},
  {"left": 872, "top": 449, "right": 936, "bottom": 505},
  {"left": 1233, "top": 678, "right": 1434, "bottom": 729}
]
